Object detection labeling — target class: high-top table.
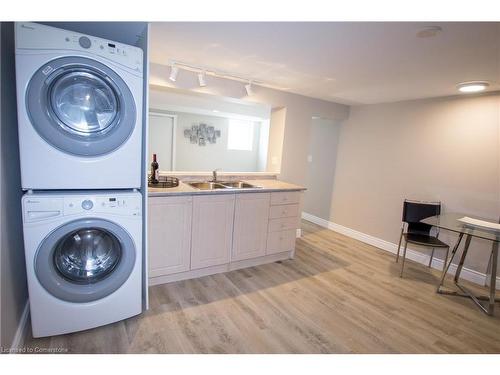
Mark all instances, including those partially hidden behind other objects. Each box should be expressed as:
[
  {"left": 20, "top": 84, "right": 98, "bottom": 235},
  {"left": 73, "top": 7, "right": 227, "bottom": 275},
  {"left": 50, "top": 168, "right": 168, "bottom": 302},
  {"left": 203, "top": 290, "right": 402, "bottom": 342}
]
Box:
[{"left": 421, "top": 213, "right": 500, "bottom": 315}]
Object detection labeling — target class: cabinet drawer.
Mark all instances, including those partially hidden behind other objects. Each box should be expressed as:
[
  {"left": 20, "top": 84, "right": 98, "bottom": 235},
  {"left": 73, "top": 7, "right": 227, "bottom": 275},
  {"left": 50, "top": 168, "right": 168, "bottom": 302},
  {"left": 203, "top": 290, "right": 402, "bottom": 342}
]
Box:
[
  {"left": 266, "top": 229, "right": 296, "bottom": 255},
  {"left": 269, "top": 203, "right": 299, "bottom": 219},
  {"left": 270, "top": 191, "right": 301, "bottom": 205},
  {"left": 268, "top": 217, "right": 298, "bottom": 232}
]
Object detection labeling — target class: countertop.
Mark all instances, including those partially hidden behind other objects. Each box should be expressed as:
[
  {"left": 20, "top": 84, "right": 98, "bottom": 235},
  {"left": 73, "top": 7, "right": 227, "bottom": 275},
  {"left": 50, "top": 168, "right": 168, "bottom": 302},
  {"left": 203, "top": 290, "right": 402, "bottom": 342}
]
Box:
[{"left": 148, "top": 179, "right": 306, "bottom": 197}]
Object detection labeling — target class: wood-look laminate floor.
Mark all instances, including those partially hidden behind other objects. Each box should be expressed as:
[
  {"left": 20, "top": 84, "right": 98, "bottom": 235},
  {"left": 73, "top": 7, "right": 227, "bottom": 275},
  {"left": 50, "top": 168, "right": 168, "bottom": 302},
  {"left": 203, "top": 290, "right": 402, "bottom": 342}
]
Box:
[{"left": 25, "top": 220, "right": 500, "bottom": 353}]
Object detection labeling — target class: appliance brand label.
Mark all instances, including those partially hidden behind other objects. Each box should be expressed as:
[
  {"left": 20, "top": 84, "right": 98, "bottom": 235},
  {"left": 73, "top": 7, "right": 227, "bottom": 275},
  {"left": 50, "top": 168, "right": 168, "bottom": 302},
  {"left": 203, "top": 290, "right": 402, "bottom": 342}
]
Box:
[{"left": 42, "top": 66, "right": 54, "bottom": 75}]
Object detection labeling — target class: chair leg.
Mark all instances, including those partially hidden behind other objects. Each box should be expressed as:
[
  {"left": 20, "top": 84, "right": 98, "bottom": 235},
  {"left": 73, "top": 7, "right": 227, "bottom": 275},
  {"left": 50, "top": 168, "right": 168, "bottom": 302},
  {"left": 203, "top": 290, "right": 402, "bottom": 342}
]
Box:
[
  {"left": 428, "top": 248, "right": 435, "bottom": 267},
  {"left": 400, "top": 239, "right": 408, "bottom": 278},
  {"left": 396, "top": 229, "right": 403, "bottom": 263}
]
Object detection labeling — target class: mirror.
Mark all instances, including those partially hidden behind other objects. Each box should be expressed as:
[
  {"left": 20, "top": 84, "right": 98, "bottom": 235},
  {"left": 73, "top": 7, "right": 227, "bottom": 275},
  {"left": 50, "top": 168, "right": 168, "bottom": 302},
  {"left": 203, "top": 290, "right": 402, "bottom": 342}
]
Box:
[{"left": 148, "top": 88, "right": 280, "bottom": 173}]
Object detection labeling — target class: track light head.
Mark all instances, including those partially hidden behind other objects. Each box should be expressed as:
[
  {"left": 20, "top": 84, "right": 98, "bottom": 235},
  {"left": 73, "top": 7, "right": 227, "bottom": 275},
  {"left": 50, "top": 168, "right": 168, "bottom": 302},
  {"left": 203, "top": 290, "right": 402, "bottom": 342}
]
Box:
[
  {"left": 169, "top": 65, "right": 179, "bottom": 82},
  {"left": 198, "top": 71, "right": 207, "bottom": 87},
  {"left": 245, "top": 81, "right": 253, "bottom": 96}
]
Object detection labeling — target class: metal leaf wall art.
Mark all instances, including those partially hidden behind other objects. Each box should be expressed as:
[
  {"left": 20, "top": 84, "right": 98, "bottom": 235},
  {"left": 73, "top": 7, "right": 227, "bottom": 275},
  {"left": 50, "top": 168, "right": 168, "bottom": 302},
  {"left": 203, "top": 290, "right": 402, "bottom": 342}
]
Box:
[{"left": 184, "top": 123, "right": 221, "bottom": 146}]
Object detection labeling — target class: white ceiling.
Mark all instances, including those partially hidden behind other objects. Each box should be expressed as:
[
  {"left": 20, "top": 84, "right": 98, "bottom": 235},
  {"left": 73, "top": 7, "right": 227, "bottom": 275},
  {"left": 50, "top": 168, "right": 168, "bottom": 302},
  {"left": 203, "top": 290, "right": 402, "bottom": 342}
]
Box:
[{"left": 150, "top": 22, "right": 500, "bottom": 105}]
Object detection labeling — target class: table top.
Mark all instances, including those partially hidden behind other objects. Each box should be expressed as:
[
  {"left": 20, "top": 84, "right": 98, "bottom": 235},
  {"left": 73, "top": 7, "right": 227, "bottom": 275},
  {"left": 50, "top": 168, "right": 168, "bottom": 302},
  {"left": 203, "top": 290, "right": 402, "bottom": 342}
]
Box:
[{"left": 421, "top": 212, "right": 500, "bottom": 242}]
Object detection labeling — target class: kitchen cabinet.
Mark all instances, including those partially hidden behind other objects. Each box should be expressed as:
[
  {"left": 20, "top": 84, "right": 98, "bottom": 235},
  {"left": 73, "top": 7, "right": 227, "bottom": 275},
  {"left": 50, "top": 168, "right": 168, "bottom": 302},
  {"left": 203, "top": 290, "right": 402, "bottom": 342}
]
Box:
[
  {"left": 148, "top": 187, "right": 304, "bottom": 285},
  {"left": 232, "top": 193, "right": 270, "bottom": 262},
  {"left": 191, "top": 194, "right": 235, "bottom": 270},
  {"left": 148, "top": 196, "right": 192, "bottom": 277},
  {"left": 267, "top": 191, "right": 301, "bottom": 255},
  {"left": 266, "top": 229, "right": 297, "bottom": 255}
]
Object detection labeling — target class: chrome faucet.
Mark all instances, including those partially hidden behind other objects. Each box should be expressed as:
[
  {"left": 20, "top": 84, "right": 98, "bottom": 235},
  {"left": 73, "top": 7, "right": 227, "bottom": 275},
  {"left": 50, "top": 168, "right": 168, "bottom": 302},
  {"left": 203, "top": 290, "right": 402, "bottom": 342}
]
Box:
[{"left": 212, "top": 168, "right": 221, "bottom": 182}]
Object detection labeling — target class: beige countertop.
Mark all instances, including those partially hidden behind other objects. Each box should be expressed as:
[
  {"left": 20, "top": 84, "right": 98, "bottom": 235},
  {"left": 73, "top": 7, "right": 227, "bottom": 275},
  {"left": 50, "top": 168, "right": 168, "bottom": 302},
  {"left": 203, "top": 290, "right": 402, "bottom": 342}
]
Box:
[{"left": 148, "top": 179, "right": 306, "bottom": 197}]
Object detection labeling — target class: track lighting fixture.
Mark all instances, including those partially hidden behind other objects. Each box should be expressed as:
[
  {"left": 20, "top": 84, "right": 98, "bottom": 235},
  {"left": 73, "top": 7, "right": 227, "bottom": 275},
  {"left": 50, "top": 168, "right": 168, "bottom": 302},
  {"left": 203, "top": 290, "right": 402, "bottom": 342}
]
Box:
[
  {"left": 198, "top": 71, "right": 207, "bottom": 87},
  {"left": 245, "top": 81, "right": 253, "bottom": 96},
  {"left": 167, "top": 60, "right": 272, "bottom": 94},
  {"left": 169, "top": 65, "right": 179, "bottom": 82}
]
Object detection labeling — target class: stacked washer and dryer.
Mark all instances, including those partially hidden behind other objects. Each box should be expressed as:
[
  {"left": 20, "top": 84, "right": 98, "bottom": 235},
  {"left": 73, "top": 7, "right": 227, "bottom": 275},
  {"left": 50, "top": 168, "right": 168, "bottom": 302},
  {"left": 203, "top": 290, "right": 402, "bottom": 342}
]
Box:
[{"left": 15, "top": 22, "right": 144, "bottom": 337}]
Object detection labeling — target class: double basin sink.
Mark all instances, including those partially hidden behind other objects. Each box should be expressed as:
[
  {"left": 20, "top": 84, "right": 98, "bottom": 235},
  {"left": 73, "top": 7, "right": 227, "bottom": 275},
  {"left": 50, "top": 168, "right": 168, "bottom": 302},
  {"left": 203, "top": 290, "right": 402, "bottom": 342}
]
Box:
[{"left": 188, "top": 180, "right": 262, "bottom": 190}]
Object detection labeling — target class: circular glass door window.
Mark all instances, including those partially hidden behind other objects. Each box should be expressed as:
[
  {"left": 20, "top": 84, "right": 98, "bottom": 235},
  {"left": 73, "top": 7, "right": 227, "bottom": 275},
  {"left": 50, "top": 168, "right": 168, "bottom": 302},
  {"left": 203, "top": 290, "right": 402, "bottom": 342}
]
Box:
[
  {"left": 49, "top": 71, "right": 119, "bottom": 137},
  {"left": 53, "top": 228, "right": 121, "bottom": 284}
]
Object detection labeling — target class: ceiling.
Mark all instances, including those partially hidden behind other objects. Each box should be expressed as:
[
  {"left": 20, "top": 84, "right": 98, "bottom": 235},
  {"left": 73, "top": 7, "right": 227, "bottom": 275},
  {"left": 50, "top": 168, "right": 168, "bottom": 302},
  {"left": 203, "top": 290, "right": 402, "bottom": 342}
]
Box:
[{"left": 150, "top": 22, "right": 500, "bottom": 105}]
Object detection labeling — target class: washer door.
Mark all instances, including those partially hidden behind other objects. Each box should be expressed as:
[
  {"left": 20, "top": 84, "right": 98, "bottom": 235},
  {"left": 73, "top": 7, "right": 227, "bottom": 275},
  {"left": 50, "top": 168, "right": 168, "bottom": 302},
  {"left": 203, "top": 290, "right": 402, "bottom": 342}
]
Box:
[
  {"left": 26, "top": 56, "right": 136, "bottom": 157},
  {"left": 35, "top": 218, "right": 136, "bottom": 303}
]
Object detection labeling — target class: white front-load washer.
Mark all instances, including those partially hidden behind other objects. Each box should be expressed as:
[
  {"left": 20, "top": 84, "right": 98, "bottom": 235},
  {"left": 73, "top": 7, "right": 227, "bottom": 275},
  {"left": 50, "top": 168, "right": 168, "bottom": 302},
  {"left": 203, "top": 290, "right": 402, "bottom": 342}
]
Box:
[
  {"left": 15, "top": 22, "right": 143, "bottom": 190},
  {"left": 22, "top": 190, "right": 142, "bottom": 338}
]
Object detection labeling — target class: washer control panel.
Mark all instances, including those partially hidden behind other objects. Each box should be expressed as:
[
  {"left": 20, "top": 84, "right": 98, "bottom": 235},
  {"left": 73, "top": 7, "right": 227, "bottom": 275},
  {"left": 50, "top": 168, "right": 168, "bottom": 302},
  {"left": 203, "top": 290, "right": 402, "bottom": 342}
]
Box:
[
  {"left": 81, "top": 199, "right": 94, "bottom": 210},
  {"left": 78, "top": 36, "right": 92, "bottom": 49},
  {"left": 65, "top": 195, "right": 141, "bottom": 216},
  {"left": 23, "top": 193, "right": 141, "bottom": 223}
]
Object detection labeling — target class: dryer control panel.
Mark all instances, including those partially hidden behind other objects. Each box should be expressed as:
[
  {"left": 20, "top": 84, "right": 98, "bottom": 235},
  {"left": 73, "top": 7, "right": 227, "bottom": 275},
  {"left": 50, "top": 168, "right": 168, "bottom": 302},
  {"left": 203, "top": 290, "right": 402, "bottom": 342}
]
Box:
[
  {"left": 15, "top": 22, "right": 143, "bottom": 75},
  {"left": 23, "top": 192, "right": 142, "bottom": 223}
]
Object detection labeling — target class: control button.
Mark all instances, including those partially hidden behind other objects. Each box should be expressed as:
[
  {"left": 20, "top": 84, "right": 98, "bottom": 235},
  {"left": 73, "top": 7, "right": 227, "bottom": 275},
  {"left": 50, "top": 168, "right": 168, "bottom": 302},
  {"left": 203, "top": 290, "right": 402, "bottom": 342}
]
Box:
[
  {"left": 79, "top": 36, "right": 91, "bottom": 49},
  {"left": 81, "top": 200, "right": 93, "bottom": 210}
]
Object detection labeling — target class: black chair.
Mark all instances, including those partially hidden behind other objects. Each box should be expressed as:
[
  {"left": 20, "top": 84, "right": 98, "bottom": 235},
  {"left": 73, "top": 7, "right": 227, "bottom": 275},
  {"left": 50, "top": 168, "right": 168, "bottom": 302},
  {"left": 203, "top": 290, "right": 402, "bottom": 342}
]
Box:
[{"left": 396, "top": 199, "right": 450, "bottom": 277}]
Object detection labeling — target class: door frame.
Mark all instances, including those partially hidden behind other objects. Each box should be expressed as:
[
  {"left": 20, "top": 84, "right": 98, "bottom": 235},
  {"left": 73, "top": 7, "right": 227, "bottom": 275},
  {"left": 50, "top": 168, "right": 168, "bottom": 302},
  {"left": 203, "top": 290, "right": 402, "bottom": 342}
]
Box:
[{"left": 148, "top": 111, "right": 177, "bottom": 171}]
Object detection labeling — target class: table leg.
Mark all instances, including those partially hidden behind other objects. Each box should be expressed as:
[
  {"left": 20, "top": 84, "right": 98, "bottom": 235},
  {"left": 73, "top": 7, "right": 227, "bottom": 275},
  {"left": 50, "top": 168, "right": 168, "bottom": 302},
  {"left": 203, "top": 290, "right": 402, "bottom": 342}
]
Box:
[
  {"left": 488, "top": 242, "right": 498, "bottom": 315},
  {"left": 485, "top": 251, "right": 493, "bottom": 287},
  {"left": 454, "top": 234, "right": 472, "bottom": 283},
  {"left": 437, "top": 232, "right": 464, "bottom": 292}
]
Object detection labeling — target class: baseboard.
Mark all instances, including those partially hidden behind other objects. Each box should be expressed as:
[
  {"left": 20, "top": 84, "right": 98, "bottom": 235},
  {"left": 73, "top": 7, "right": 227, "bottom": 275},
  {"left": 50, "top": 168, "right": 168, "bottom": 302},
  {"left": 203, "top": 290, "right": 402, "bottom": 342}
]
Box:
[
  {"left": 302, "top": 212, "right": 500, "bottom": 288},
  {"left": 149, "top": 251, "right": 294, "bottom": 286},
  {"left": 9, "top": 301, "right": 30, "bottom": 353}
]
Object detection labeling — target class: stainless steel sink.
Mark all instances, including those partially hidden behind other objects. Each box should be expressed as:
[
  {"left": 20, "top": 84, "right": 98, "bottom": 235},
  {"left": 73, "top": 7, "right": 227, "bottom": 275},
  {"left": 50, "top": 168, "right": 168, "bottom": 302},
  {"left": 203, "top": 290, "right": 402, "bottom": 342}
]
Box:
[
  {"left": 188, "top": 182, "right": 228, "bottom": 190},
  {"left": 219, "top": 181, "right": 260, "bottom": 189},
  {"left": 188, "top": 180, "right": 262, "bottom": 190}
]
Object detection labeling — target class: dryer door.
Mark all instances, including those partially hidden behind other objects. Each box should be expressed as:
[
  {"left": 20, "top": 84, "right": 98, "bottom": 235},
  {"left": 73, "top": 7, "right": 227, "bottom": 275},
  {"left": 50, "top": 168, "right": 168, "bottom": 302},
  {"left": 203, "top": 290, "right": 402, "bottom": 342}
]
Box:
[
  {"left": 34, "top": 218, "right": 137, "bottom": 303},
  {"left": 26, "top": 56, "right": 137, "bottom": 157}
]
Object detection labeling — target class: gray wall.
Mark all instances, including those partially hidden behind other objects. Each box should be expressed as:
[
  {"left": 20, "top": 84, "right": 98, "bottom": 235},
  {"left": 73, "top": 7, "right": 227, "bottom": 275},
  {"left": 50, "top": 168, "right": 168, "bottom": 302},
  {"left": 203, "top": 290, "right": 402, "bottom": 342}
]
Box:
[
  {"left": 0, "top": 22, "right": 28, "bottom": 350},
  {"left": 303, "top": 118, "right": 340, "bottom": 220},
  {"left": 330, "top": 93, "right": 500, "bottom": 272}
]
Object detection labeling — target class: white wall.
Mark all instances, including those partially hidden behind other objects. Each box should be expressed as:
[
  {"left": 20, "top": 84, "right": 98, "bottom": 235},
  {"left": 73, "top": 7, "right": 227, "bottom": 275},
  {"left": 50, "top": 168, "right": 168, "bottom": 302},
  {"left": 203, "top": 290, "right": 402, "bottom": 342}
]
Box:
[{"left": 330, "top": 93, "right": 500, "bottom": 272}]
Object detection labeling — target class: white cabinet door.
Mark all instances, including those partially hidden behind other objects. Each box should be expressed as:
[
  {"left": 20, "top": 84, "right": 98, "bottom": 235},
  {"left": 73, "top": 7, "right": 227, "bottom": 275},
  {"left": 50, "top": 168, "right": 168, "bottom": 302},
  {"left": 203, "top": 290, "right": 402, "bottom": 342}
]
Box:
[
  {"left": 148, "top": 196, "right": 192, "bottom": 277},
  {"left": 232, "top": 193, "right": 270, "bottom": 262},
  {"left": 191, "top": 194, "right": 235, "bottom": 270}
]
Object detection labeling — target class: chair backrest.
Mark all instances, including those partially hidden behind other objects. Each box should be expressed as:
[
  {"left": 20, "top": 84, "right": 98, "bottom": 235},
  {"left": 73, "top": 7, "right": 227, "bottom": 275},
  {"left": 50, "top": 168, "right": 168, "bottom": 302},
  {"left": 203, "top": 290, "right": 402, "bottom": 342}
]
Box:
[{"left": 402, "top": 199, "right": 441, "bottom": 235}]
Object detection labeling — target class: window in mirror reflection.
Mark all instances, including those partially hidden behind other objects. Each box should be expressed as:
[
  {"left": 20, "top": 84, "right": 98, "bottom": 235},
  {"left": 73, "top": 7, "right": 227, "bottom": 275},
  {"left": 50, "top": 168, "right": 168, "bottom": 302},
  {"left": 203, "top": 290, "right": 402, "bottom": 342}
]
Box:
[{"left": 227, "top": 119, "right": 254, "bottom": 151}]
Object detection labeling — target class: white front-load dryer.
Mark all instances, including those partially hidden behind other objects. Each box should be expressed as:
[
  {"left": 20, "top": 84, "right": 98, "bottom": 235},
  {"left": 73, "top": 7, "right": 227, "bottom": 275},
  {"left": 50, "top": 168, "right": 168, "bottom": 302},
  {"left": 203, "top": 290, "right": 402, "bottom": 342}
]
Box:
[
  {"left": 22, "top": 191, "right": 142, "bottom": 338},
  {"left": 15, "top": 22, "right": 143, "bottom": 190}
]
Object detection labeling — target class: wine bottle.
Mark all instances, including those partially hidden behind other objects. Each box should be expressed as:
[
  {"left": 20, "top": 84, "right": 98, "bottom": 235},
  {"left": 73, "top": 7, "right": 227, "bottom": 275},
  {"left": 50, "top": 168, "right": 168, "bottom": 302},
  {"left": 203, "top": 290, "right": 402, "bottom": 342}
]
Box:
[{"left": 150, "top": 154, "right": 159, "bottom": 184}]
